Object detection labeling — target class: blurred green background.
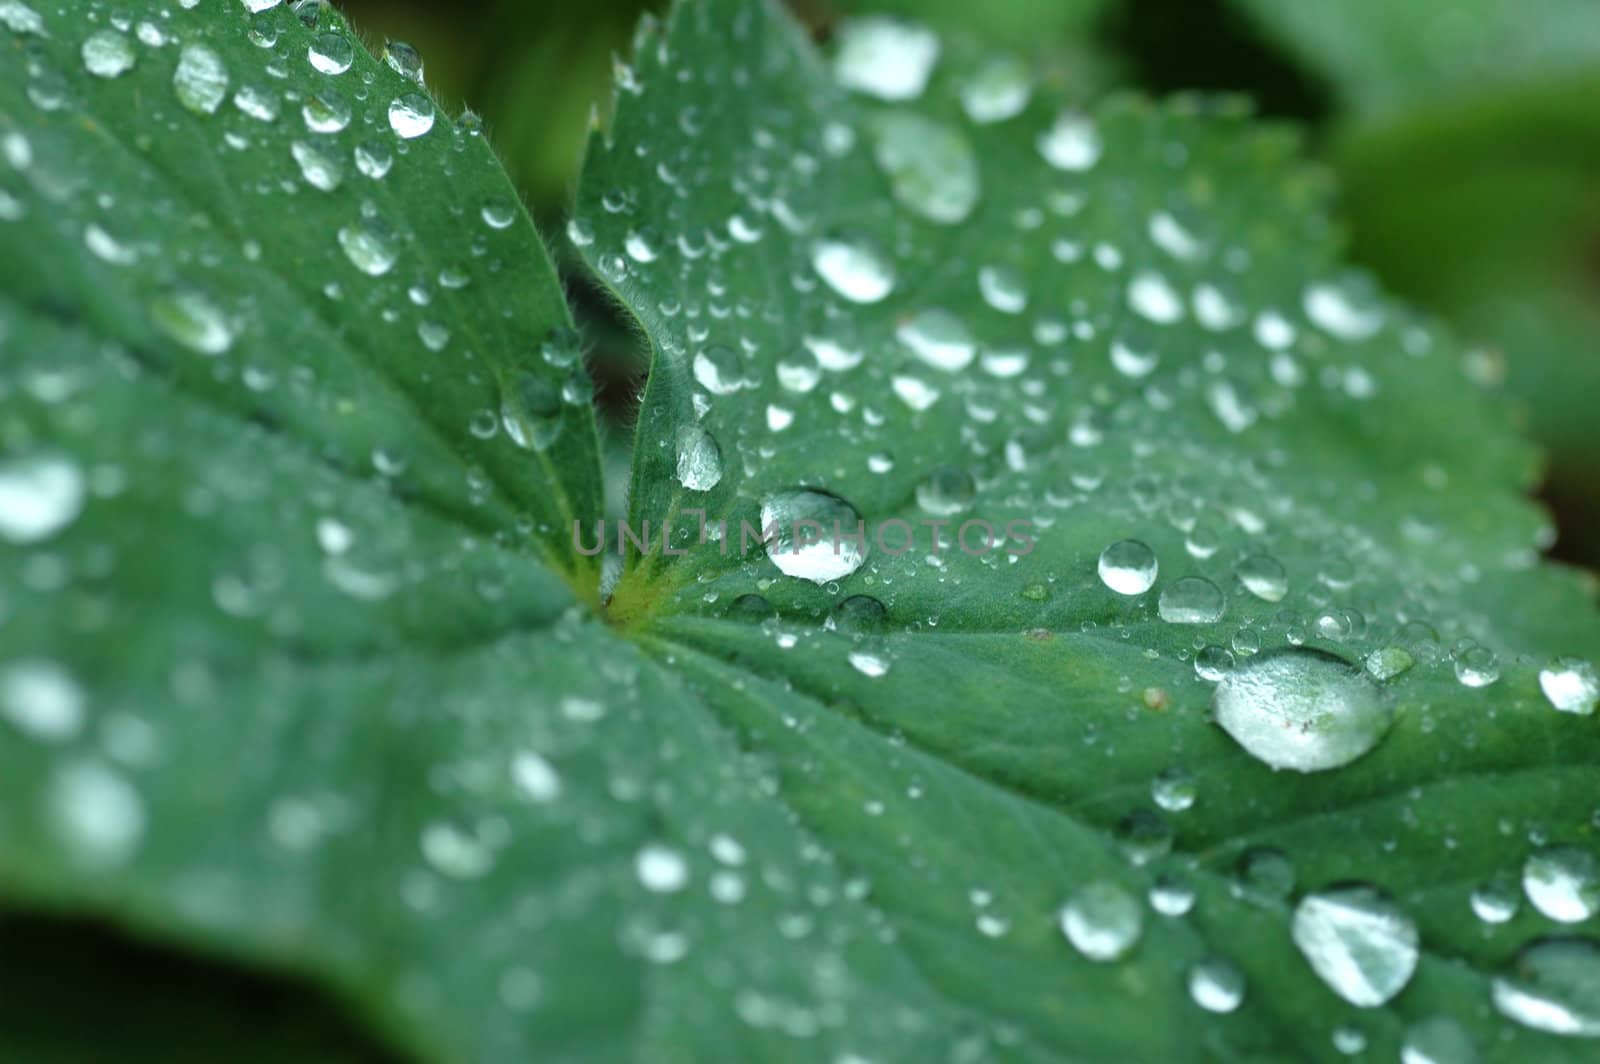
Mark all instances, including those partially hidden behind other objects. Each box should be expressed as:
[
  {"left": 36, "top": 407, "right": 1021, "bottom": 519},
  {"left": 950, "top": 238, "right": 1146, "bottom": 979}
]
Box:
[{"left": 340, "top": 0, "right": 1600, "bottom": 568}]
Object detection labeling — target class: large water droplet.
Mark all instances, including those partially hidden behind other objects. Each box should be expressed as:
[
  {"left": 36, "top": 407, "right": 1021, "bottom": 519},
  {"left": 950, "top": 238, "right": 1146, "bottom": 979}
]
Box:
[
  {"left": 307, "top": 31, "right": 353, "bottom": 75},
  {"left": 0, "top": 451, "right": 85, "bottom": 544},
  {"left": 1291, "top": 884, "right": 1419, "bottom": 1007},
  {"left": 897, "top": 308, "right": 975, "bottom": 372},
  {"left": 1492, "top": 937, "right": 1600, "bottom": 1037},
  {"left": 1059, "top": 880, "right": 1142, "bottom": 962},
  {"left": 1541, "top": 658, "right": 1598, "bottom": 716},
  {"left": 1212, "top": 649, "right": 1391, "bottom": 772},
  {"left": 383, "top": 40, "right": 424, "bottom": 83},
  {"left": 173, "top": 44, "right": 228, "bottom": 115},
  {"left": 81, "top": 30, "right": 136, "bottom": 78},
  {"left": 1098, "top": 539, "right": 1157, "bottom": 595},
  {"left": 867, "top": 112, "right": 978, "bottom": 225},
  {"left": 759, "top": 489, "right": 866, "bottom": 584},
  {"left": 1158, "top": 577, "right": 1224, "bottom": 624},
  {"left": 1524, "top": 846, "right": 1599, "bottom": 923},
  {"left": 811, "top": 233, "right": 895, "bottom": 304},
  {"left": 674, "top": 424, "right": 723, "bottom": 491},
  {"left": 833, "top": 16, "right": 939, "bottom": 101},
  {"left": 388, "top": 92, "right": 435, "bottom": 138}
]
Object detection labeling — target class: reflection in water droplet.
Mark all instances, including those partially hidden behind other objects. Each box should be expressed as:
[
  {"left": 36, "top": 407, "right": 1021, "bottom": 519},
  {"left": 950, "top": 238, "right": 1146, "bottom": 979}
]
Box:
[
  {"left": 1213, "top": 649, "right": 1391, "bottom": 772},
  {"left": 1059, "top": 880, "right": 1142, "bottom": 962},
  {"left": 1098, "top": 539, "right": 1157, "bottom": 595},
  {"left": 1492, "top": 937, "right": 1600, "bottom": 1037},
  {"left": 1291, "top": 884, "right": 1419, "bottom": 1007},
  {"left": 758, "top": 489, "right": 866, "bottom": 584},
  {"left": 810, "top": 233, "right": 894, "bottom": 304},
  {"left": 833, "top": 16, "right": 939, "bottom": 101}
]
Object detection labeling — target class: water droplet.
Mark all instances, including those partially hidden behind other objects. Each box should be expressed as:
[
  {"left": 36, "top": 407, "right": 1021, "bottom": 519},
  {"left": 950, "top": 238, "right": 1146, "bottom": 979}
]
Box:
[
  {"left": 1291, "top": 884, "right": 1419, "bottom": 1007},
  {"left": 302, "top": 88, "right": 351, "bottom": 133},
  {"left": 1471, "top": 874, "right": 1520, "bottom": 924},
  {"left": 833, "top": 16, "right": 939, "bottom": 101},
  {"left": 867, "top": 112, "right": 978, "bottom": 224},
  {"left": 1188, "top": 956, "right": 1245, "bottom": 1013},
  {"left": 1158, "top": 577, "right": 1224, "bottom": 624},
  {"left": 0, "top": 659, "right": 84, "bottom": 741},
  {"left": 1452, "top": 642, "right": 1500, "bottom": 687},
  {"left": 1149, "top": 874, "right": 1195, "bottom": 916},
  {"left": 1541, "top": 658, "right": 1598, "bottom": 716},
  {"left": 500, "top": 373, "right": 562, "bottom": 451},
  {"left": 150, "top": 289, "right": 235, "bottom": 355},
  {"left": 1402, "top": 1016, "right": 1478, "bottom": 1064},
  {"left": 915, "top": 465, "right": 975, "bottom": 516},
  {"left": 1524, "top": 846, "right": 1599, "bottom": 923},
  {"left": 291, "top": 139, "right": 342, "bottom": 191},
  {"left": 811, "top": 233, "right": 894, "bottom": 304},
  {"left": 1098, "top": 540, "right": 1158, "bottom": 595},
  {"left": 848, "top": 648, "right": 890, "bottom": 678},
  {"left": 759, "top": 489, "right": 866, "bottom": 584},
  {"left": 173, "top": 45, "right": 229, "bottom": 115},
  {"left": 674, "top": 424, "right": 723, "bottom": 491},
  {"left": 482, "top": 199, "right": 517, "bottom": 230},
  {"left": 1236, "top": 555, "right": 1287, "bottom": 602},
  {"left": 1037, "top": 112, "right": 1101, "bottom": 171},
  {"left": 338, "top": 220, "right": 398, "bottom": 276},
  {"left": 388, "top": 92, "right": 435, "bottom": 138},
  {"left": 0, "top": 451, "right": 85, "bottom": 544},
  {"left": 0, "top": 0, "right": 45, "bottom": 35},
  {"left": 623, "top": 225, "right": 659, "bottom": 260},
  {"left": 49, "top": 761, "right": 144, "bottom": 867},
  {"left": 354, "top": 139, "right": 393, "bottom": 179},
  {"left": 1128, "top": 271, "right": 1184, "bottom": 324},
  {"left": 383, "top": 40, "right": 424, "bottom": 83},
  {"left": 636, "top": 844, "right": 689, "bottom": 893},
  {"left": 960, "top": 53, "right": 1031, "bottom": 123},
  {"left": 511, "top": 751, "right": 560, "bottom": 803},
  {"left": 420, "top": 821, "right": 494, "bottom": 879},
  {"left": 1194, "top": 645, "right": 1234, "bottom": 682},
  {"left": 81, "top": 30, "right": 135, "bottom": 78},
  {"left": 1304, "top": 276, "right": 1385, "bottom": 341},
  {"left": 977, "top": 264, "right": 1027, "bottom": 314},
  {"left": 307, "top": 31, "right": 353, "bottom": 75},
  {"left": 1115, "top": 808, "right": 1173, "bottom": 865},
  {"left": 1059, "top": 880, "right": 1142, "bottom": 962},
  {"left": 1492, "top": 936, "right": 1600, "bottom": 1037},
  {"left": 1214, "top": 649, "right": 1390, "bottom": 772},
  {"left": 1365, "top": 646, "right": 1415, "bottom": 682},
  {"left": 692, "top": 344, "right": 750, "bottom": 395},
  {"left": 1332, "top": 1025, "right": 1367, "bottom": 1056},
  {"left": 897, "top": 308, "right": 975, "bottom": 372},
  {"left": 1152, "top": 766, "right": 1196, "bottom": 812}
]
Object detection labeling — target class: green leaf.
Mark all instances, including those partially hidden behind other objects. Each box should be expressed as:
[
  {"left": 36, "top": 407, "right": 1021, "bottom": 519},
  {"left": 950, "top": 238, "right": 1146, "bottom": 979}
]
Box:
[
  {"left": 573, "top": 0, "right": 1600, "bottom": 1059},
  {"left": 4, "top": 2, "right": 1600, "bottom": 1064}
]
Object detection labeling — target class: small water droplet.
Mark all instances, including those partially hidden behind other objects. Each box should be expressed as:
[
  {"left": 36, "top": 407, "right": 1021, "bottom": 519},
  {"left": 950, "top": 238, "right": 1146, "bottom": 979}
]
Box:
[
  {"left": 960, "top": 53, "right": 1031, "bottom": 123},
  {"left": 0, "top": 451, "right": 85, "bottom": 544},
  {"left": 1236, "top": 554, "right": 1287, "bottom": 602},
  {"left": 897, "top": 308, "right": 975, "bottom": 372},
  {"left": 915, "top": 465, "right": 975, "bottom": 516},
  {"left": 1037, "top": 112, "right": 1101, "bottom": 171},
  {"left": 0, "top": 659, "right": 85, "bottom": 741},
  {"left": 1401, "top": 1016, "right": 1478, "bottom": 1064},
  {"left": 1188, "top": 956, "right": 1245, "bottom": 1013},
  {"left": 833, "top": 16, "right": 939, "bottom": 101},
  {"left": 636, "top": 844, "right": 689, "bottom": 893},
  {"left": 1158, "top": 577, "right": 1224, "bottom": 624},
  {"left": 150, "top": 289, "right": 235, "bottom": 355},
  {"left": 1524, "top": 846, "right": 1599, "bottom": 923},
  {"left": 867, "top": 112, "right": 978, "bottom": 225},
  {"left": 338, "top": 219, "right": 398, "bottom": 276},
  {"left": 291, "top": 139, "right": 342, "bottom": 191},
  {"left": 307, "top": 31, "right": 353, "bottom": 75},
  {"left": 674, "top": 424, "right": 723, "bottom": 491}
]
